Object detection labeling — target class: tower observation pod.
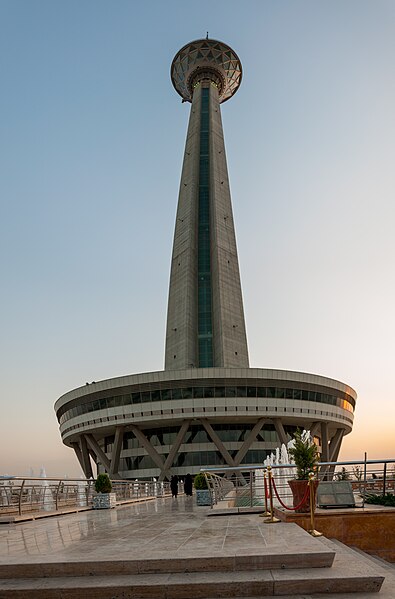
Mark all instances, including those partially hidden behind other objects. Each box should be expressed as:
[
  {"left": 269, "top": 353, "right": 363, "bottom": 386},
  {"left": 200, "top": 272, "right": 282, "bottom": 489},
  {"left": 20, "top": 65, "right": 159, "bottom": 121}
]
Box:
[
  {"left": 166, "top": 39, "right": 248, "bottom": 370},
  {"left": 54, "top": 38, "right": 357, "bottom": 482}
]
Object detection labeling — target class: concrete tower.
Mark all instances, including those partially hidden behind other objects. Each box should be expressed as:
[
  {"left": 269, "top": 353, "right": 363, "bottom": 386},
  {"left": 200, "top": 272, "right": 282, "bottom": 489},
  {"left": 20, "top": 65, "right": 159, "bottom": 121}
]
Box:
[
  {"left": 165, "top": 39, "right": 249, "bottom": 370},
  {"left": 55, "top": 38, "right": 357, "bottom": 481}
]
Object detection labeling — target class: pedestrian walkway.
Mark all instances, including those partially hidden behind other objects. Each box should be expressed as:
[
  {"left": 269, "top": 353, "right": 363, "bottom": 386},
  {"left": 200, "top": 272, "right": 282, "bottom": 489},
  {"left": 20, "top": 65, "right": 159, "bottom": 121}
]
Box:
[
  {"left": 0, "top": 495, "right": 324, "bottom": 563},
  {"left": 0, "top": 495, "right": 393, "bottom": 598}
]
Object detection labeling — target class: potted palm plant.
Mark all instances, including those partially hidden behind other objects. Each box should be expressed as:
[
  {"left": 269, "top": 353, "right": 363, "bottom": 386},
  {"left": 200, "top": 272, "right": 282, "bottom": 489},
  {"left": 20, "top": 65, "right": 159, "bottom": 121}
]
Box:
[
  {"left": 288, "top": 429, "right": 319, "bottom": 513},
  {"left": 92, "top": 473, "right": 116, "bottom": 509},
  {"left": 194, "top": 472, "right": 211, "bottom": 506}
]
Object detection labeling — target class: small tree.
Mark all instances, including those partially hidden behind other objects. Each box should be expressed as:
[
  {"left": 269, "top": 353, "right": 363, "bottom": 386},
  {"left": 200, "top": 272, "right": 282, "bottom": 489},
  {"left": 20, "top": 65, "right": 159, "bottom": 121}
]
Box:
[
  {"left": 95, "top": 473, "right": 112, "bottom": 494},
  {"left": 335, "top": 467, "right": 351, "bottom": 481},
  {"left": 193, "top": 472, "right": 208, "bottom": 490},
  {"left": 352, "top": 465, "right": 364, "bottom": 491},
  {"left": 352, "top": 465, "right": 362, "bottom": 482},
  {"left": 288, "top": 429, "right": 318, "bottom": 480}
]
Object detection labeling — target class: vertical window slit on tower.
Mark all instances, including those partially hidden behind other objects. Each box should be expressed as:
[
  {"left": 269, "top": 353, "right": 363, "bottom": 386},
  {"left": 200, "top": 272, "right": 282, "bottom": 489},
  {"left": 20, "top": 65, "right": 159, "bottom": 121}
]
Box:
[{"left": 198, "top": 87, "right": 213, "bottom": 367}]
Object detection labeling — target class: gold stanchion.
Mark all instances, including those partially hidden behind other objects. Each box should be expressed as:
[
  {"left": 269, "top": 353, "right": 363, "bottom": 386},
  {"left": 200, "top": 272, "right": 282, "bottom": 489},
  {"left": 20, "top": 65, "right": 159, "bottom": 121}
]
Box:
[
  {"left": 259, "top": 469, "right": 271, "bottom": 517},
  {"left": 264, "top": 466, "right": 280, "bottom": 523},
  {"left": 308, "top": 472, "right": 322, "bottom": 537}
]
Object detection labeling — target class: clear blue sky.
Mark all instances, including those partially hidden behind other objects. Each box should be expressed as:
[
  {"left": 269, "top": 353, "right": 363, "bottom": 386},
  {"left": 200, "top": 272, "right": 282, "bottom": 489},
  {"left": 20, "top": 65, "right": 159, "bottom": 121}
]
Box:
[{"left": 1, "top": 0, "right": 394, "bottom": 476}]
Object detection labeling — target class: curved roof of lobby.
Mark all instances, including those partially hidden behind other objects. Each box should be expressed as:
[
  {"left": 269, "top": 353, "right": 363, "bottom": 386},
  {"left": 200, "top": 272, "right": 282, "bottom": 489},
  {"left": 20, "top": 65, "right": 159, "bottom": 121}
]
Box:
[{"left": 55, "top": 367, "right": 357, "bottom": 414}]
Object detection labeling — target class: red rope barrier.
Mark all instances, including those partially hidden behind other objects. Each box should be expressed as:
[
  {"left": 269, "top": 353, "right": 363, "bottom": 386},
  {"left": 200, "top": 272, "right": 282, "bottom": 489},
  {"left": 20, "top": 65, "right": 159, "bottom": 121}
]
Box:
[{"left": 272, "top": 478, "right": 310, "bottom": 511}]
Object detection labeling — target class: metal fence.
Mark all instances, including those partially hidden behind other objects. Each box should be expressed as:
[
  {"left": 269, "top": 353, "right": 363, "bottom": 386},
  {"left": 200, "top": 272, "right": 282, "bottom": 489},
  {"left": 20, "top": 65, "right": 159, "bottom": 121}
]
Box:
[
  {"left": 1, "top": 459, "right": 393, "bottom": 517},
  {"left": 201, "top": 458, "right": 395, "bottom": 509},
  {"left": 0, "top": 477, "right": 172, "bottom": 517}
]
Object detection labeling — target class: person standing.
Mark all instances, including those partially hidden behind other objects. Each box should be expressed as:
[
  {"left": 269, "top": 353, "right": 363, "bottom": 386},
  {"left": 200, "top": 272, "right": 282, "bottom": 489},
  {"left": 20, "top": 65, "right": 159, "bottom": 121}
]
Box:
[
  {"left": 170, "top": 475, "right": 178, "bottom": 498},
  {"left": 184, "top": 473, "right": 193, "bottom": 497}
]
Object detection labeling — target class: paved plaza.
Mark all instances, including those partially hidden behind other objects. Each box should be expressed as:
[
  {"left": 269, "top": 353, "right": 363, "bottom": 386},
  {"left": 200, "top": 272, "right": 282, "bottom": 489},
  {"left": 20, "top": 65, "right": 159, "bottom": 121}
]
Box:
[
  {"left": 0, "top": 496, "right": 325, "bottom": 563},
  {"left": 0, "top": 496, "right": 394, "bottom": 598}
]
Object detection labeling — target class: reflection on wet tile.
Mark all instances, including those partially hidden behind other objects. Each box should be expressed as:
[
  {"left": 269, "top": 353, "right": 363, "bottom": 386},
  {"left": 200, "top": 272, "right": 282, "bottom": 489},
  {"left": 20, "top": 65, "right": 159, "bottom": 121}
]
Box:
[{"left": 0, "top": 496, "right": 329, "bottom": 569}]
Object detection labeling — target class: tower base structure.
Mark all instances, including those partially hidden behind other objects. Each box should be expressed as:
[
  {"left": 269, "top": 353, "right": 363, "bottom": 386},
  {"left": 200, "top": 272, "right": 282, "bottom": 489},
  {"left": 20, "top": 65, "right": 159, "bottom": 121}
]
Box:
[{"left": 55, "top": 367, "right": 355, "bottom": 480}]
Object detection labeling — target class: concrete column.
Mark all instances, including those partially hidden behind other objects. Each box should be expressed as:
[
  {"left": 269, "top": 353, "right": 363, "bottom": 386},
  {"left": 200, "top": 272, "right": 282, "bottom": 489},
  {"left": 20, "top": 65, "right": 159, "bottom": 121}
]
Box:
[
  {"left": 200, "top": 418, "right": 235, "bottom": 467},
  {"left": 79, "top": 435, "right": 94, "bottom": 479},
  {"left": 329, "top": 429, "right": 344, "bottom": 462},
  {"left": 159, "top": 420, "right": 191, "bottom": 481},
  {"left": 130, "top": 425, "right": 166, "bottom": 473},
  {"left": 321, "top": 422, "right": 330, "bottom": 462},
  {"left": 71, "top": 441, "right": 92, "bottom": 478},
  {"left": 273, "top": 419, "right": 288, "bottom": 446},
  {"left": 233, "top": 418, "right": 266, "bottom": 466},
  {"left": 84, "top": 434, "right": 113, "bottom": 476},
  {"left": 309, "top": 422, "right": 321, "bottom": 438},
  {"left": 110, "top": 426, "right": 124, "bottom": 477}
]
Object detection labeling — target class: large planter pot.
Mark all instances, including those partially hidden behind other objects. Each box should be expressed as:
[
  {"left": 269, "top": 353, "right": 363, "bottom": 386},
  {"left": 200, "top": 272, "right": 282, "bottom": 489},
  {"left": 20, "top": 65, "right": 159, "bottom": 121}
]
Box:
[
  {"left": 288, "top": 479, "right": 319, "bottom": 513},
  {"left": 195, "top": 489, "right": 211, "bottom": 506},
  {"left": 92, "top": 492, "right": 117, "bottom": 509}
]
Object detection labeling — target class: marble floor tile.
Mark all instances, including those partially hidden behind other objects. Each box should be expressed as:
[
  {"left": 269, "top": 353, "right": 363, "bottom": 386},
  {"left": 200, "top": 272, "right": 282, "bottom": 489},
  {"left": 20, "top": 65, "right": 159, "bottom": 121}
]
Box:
[{"left": 0, "top": 496, "right": 329, "bottom": 566}]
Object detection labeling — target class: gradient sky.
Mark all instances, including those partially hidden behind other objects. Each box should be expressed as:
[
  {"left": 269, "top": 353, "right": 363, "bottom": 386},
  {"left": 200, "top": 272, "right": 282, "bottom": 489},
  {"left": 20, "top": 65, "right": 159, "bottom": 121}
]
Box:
[{"left": 1, "top": 0, "right": 394, "bottom": 477}]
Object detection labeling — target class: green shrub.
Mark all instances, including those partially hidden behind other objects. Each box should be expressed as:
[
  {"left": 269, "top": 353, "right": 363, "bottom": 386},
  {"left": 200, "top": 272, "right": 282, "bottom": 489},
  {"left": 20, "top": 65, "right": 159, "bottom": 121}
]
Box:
[
  {"left": 288, "top": 429, "right": 319, "bottom": 480},
  {"left": 194, "top": 472, "right": 208, "bottom": 490},
  {"left": 95, "top": 473, "right": 112, "bottom": 494},
  {"left": 365, "top": 493, "right": 395, "bottom": 507}
]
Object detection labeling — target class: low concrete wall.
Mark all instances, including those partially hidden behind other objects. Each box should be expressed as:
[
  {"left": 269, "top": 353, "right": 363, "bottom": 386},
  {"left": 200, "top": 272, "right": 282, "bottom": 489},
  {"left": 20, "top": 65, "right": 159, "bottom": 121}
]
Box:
[{"left": 275, "top": 506, "right": 395, "bottom": 563}]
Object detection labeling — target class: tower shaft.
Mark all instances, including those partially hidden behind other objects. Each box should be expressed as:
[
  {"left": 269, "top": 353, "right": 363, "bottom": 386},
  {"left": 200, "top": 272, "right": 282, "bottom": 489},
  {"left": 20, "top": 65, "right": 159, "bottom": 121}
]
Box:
[{"left": 165, "top": 81, "right": 249, "bottom": 369}]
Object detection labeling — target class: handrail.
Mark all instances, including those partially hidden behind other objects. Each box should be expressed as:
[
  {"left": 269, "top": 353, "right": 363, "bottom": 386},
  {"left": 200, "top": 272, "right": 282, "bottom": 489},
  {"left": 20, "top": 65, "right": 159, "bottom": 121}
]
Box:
[
  {"left": 200, "top": 458, "right": 395, "bottom": 509},
  {"left": 201, "top": 458, "right": 395, "bottom": 473},
  {"left": 0, "top": 476, "right": 172, "bottom": 517}
]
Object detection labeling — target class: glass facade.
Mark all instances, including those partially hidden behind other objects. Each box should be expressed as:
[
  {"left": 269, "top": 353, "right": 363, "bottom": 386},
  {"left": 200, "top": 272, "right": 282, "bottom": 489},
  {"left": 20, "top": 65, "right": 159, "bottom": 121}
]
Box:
[
  {"left": 106, "top": 423, "right": 325, "bottom": 475},
  {"left": 198, "top": 87, "right": 213, "bottom": 367},
  {"left": 119, "top": 423, "right": 285, "bottom": 450},
  {"left": 57, "top": 384, "right": 355, "bottom": 425},
  {"left": 113, "top": 423, "right": 302, "bottom": 472}
]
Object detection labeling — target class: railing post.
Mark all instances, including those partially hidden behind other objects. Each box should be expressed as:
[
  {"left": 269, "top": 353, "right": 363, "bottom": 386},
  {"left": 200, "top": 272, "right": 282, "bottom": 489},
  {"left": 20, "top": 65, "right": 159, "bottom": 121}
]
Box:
[
  {"left": 55, "top": 480, "right": 62, "bottom": 511},
  {"left": 383, "top": 462, "right": 387, "bottom": 497},
  {"left": 264, "top": 466, "right": 280, "bottom": 524},
  {"left": 86, "top": 479, "right": 92, "bottom": 506},
  {"left": 308, "top": 472, "right": 322, "bottom": 537},
  {"left": 18, "top": 480, "right": 26, "bottom": 516},
  {"left": 362, "top": 452, "right": 367, "bottom": 508},
  {"left": 250, "top": 472, "right": 253, "bottom": 508},
  {"left": 259, "top": 469, "right": 270, "bottom": 517}
]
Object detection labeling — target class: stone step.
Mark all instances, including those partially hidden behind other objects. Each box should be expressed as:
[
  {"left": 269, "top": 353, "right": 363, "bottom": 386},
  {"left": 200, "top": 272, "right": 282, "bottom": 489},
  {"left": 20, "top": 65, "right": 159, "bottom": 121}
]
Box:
[
  {"left": 0, "top": 561, "right": 384, "bottom": 598},
  {"left": 0, "top": 548, "right": 335, "bottom": 578},
  {"left": 319, "top": 536, "right": 395, "bottom": 569},
  {"left": 323, "top": 537, "right": 395, "bottom": 571},
  {"left": 349, "top": 547, "right": 395, "bottom": 571}
]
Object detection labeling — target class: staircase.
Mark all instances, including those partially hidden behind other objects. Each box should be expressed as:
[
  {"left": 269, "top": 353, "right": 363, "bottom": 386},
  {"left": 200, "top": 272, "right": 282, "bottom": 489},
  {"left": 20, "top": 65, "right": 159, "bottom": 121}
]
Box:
[{"left": 0, "top": 536, "right": 386, "bottom": 598}]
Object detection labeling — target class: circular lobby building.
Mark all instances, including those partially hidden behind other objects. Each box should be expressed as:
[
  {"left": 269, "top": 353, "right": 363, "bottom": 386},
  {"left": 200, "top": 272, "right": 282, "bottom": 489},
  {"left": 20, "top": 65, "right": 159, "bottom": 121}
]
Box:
[{"left": 55, "top": 367, "right": 356, "bottom": 480}]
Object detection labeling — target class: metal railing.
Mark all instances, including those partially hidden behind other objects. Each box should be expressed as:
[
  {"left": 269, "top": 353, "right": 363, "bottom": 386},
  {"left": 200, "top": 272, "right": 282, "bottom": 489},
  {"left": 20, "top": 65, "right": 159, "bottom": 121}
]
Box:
[
  {"left": 1, "top": 459, "right": 393, "bottom": 517},
  {"left": 201, "top": 458, "right": 395, "bottom": 510},
  {"left": 0, "top": 477, "right": 172, "bottom": 517},
  {"left": 202, "top": 472, "right": 234, "bottom": 506}
]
